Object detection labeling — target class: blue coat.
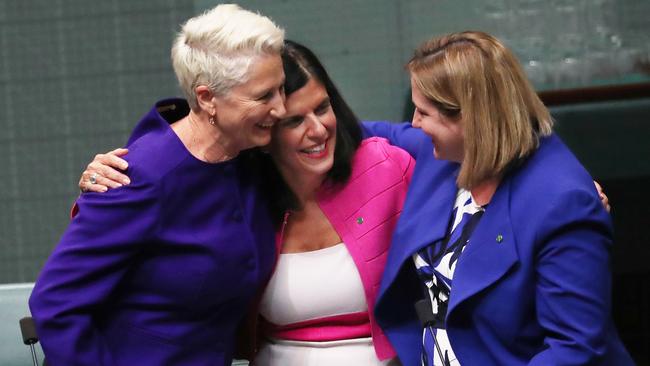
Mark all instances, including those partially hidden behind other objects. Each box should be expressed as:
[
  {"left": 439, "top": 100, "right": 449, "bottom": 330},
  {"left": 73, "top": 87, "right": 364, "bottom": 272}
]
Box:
[
  {"left": 29, "top": 99, "right": 276, "bottom": 366},
  {"left": 364, "top": 122, "right": 634, "bottom": 366}
]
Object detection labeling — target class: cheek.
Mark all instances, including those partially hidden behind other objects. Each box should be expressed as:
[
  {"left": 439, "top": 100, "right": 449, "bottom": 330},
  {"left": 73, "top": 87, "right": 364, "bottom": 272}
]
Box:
[
  {"left": 452, "top": 125, "right": 464, "bottom": 142},
  {"left": 326, "top": 116, "right": 338, "bottom": 135},
  {"left": 272, "top": 129, "right": 301, "bottom": 155},
  {"left": 420, "top": 119, "right": 437, "bottom": 136},
  {"left": 242, "top": 103, "right": 268, "bottom": 122},
  {"left": 269, "top": 129, "right": 287, "bottom": 151}
]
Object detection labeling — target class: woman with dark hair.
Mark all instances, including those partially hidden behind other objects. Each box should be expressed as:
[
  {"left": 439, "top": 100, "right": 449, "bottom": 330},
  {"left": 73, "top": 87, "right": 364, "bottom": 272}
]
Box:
[
  {"left": 253, "top": 40, "right": 366, "bottom": 222},
  {"left": 78, "top": 40, "right": 412, "bottom": 365}
]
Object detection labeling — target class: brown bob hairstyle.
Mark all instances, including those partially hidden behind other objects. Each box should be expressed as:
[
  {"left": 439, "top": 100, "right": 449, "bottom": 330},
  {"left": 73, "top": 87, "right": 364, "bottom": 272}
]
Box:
[{"left": 408, "top": 31, "right": 553, "bottom": 189}]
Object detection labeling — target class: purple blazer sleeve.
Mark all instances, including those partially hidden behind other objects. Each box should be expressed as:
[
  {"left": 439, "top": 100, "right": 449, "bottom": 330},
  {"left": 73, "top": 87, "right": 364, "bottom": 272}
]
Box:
[{"left": 29, "top": 178, "right": 160, "bottom": 365}]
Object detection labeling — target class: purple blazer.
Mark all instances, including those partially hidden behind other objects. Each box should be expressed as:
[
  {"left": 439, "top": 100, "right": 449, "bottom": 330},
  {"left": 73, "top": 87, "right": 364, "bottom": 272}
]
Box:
[{"left": 29, "top": 99, "right": 276, "bottom": 366}]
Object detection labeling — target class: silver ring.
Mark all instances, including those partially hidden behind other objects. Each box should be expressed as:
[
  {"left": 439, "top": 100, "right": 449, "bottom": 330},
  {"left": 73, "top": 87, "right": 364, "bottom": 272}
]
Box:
[{"left": 89, "top": 173, "right": 98, "bottom": 185}]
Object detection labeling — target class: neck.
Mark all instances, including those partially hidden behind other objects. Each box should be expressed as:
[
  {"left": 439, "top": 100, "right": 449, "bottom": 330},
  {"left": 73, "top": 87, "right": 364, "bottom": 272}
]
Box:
[
  {"left": 283, "top": 170, "right": 327, "bottom": 208},
  {"left": 173, "top": 111, "right": 238, "bottom": 163},
  {"left": 470, "top": 177, "right": 500, "bottom": 206}
]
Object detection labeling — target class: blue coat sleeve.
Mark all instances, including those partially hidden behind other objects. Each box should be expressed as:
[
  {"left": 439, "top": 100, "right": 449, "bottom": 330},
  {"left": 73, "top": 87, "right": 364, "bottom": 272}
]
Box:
[
  {"left": 529, "top": 188, "right": 616, "bottom": 365},
  {"left": 361, "top": 121, "right": 427, "bottom": 158},
  {"left": 28, "top": 175, "right": 160, "bottom": 366}
]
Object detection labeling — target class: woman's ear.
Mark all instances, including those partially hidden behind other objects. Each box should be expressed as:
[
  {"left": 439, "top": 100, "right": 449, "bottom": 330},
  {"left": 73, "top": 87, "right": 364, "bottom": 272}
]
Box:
[{"left": 195, "top": 85, "right": 217, "bottom": 117}]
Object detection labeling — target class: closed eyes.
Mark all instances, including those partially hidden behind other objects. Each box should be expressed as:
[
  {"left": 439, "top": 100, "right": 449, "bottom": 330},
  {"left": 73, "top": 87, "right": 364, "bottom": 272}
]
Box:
[{"left": 280, "top": 98, "right": 331, "bottom": 127}]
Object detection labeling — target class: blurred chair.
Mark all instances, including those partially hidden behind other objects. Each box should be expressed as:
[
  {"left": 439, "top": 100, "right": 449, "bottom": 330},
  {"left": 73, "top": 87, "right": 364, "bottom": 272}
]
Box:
[
  {"left": 1, "top": 283, "right": 252, "bottom": 365},
  {"left": 0, "top": 283, "right": 45, "bottom": 366}
]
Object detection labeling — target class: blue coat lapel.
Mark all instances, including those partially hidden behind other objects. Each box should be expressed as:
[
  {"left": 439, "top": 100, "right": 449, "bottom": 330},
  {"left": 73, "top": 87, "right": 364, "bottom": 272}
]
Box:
[
  {"left": 378, "top": 155, "right": 458, "bottom": 301},
  {"left": 448, "top": 177, "right": 519, "bottom": 315}
]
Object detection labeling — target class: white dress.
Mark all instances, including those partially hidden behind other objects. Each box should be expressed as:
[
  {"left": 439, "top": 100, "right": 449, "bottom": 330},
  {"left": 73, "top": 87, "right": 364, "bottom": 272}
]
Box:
[{"left": 255, "top": 243, "right": 391, "bottom": 366}]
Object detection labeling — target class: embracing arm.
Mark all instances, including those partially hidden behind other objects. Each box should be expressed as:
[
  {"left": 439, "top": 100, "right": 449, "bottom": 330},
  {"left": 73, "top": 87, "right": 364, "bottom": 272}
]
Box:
[
  {"left": 529, "top": 189, "right": 617, "bottom": 365},
  {"left": 29, "top": 174, "right": 159, "bottom": 365},
  {"left": 75, "top": 145, "right": 613, "bottom": 215},
  {"left": 361, "top": 121, "right": 426, "bottom": 157}
]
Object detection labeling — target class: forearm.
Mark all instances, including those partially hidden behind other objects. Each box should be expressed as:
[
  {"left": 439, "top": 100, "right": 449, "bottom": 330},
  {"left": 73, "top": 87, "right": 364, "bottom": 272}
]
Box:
[
  {"left": 30, "top": 185, "right": 158, "bottom": 364},
  {"left": 362, "top": 121, "right": 425, "bottom": 157}
]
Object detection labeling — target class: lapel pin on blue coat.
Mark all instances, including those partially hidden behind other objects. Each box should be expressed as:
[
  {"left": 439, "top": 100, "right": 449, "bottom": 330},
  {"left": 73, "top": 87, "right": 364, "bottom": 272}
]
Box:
[{"left": 496, "top": 234, "right": 503, "bottom": 243}]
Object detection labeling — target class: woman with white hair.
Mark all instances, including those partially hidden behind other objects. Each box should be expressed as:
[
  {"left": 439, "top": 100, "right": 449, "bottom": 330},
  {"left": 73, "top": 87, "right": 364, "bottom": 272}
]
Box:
[{"left": 29, "top": 4, "right": 286, "bottom": 365}]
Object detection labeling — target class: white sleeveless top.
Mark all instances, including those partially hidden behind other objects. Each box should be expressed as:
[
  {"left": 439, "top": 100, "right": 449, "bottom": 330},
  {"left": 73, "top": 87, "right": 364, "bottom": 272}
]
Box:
[
  {"left": 259, "top": 242, "right": 367, "bottom": 324},
  {"left": 256, "top": 243, "right": 391, "bottom": 366}
]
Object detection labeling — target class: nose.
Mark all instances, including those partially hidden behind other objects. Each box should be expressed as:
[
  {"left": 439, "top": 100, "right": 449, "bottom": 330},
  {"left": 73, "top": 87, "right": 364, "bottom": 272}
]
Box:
[
  {"left": 269, "top": 91, "right": 286, "bottom": 119},
  {"left": 306, "top": 114, "right": 327, "bottom": 138},
  {"left": 411, "top": 111, "right": 421, "bottom": 128}
]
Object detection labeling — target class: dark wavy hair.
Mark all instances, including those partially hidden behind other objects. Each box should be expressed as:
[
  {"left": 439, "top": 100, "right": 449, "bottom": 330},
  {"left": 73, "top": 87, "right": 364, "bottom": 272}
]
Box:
[{"left": 251, "top": 40, "right": 362, "bottom": 226}]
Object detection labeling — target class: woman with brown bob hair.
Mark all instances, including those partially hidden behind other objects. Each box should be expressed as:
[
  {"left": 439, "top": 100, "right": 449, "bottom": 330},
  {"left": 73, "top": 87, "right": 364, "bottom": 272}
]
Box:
[
  {"left": 409, "top": 31, "right": 553, "bottom": 189},
  {"left": 370, "top": 31, "right": 633, "bottom": 365}
]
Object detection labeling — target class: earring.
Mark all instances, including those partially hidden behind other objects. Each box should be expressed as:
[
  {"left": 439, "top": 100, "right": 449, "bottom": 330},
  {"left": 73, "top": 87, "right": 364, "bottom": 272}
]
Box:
[{"left": 209, "top": 115, "right": 216, "bottom": 126}]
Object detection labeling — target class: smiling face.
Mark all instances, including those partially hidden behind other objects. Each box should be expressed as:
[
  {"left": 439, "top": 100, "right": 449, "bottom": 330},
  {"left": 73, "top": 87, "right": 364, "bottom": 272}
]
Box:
[
  {"left": 410, "top": 77, "right": 465, "bottom": 163},
  {"left": 211, "top": 53, "right": 286, "bottom": 151},
  {"left": 270, "top": 78, "right": 337, "bottom": 188}
]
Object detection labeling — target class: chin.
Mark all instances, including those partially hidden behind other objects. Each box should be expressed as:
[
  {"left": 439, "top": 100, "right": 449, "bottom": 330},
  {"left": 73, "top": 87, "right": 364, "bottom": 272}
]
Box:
[
  {"left": 310, "top": 161, "right": 334, "bottom": 177},
  {"left": 253, "top": 135, "right": 272, "bottom": 148}
]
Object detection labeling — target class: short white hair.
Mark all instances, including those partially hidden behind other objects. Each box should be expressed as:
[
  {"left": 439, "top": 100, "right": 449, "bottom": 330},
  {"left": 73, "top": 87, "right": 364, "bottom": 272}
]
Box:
[{"left": 171, "top": 4, "right": 285, "bottom": 109}]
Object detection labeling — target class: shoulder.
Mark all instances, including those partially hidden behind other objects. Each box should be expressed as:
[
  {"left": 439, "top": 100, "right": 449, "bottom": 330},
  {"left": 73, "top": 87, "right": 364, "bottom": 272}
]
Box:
[
  {"left": 358, "top": 136, "right": 409, "bottom": 156},
  {"left": 122, "top": 110, "right": 190, "bottom": 184},
  {"left": 512, "top": 134, "right": 595, "bottom": 199},
  {"left": 329, "top": 137, "right": 413, "bottom": 201},
  {"left": 319, "top": 138, "right": 412, "bottom": 203},
  {"left": 352, "top": 137, "right": 414, "bottom": 176},
  {"left": 507, "top": 134, "right": 611, "bottom": 237}
]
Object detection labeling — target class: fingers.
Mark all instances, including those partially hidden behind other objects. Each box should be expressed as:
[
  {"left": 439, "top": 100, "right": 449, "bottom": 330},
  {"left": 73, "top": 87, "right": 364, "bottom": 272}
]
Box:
[
  {"left": 79, "top": 172, "right": 91, "bottom": 192},
  {"left": 593, "top": 181, "right": 611, "bottom": 213},
  {"left": 79, "top": 171, "right": 108, "bottom": 193},
  {"left": 593, "top": 181, "right": 602, "bottom": 191},
  {"left": 78, "top": 149, "right": 131, "bottom": 193},
  {"left": 96, "top": 149, "right": 129, "bottom": 171},
  {"left": 109, "top": 147, "right": 129, "bottom": 158},
  {"left": 83, "top": 169, "right": 125, "bottom": 190},
  {"left": 601, "top": 195, "right": 611, "bottom": 213}
]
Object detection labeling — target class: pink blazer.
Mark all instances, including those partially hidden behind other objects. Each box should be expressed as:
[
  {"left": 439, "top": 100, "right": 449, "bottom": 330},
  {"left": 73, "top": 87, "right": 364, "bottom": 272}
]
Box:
[
  {"left": 237, "top": 137, "right": 414, "bottom": 361},
  {"left": 313, "top": 137, "right": 414, "bottom": 359}
]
